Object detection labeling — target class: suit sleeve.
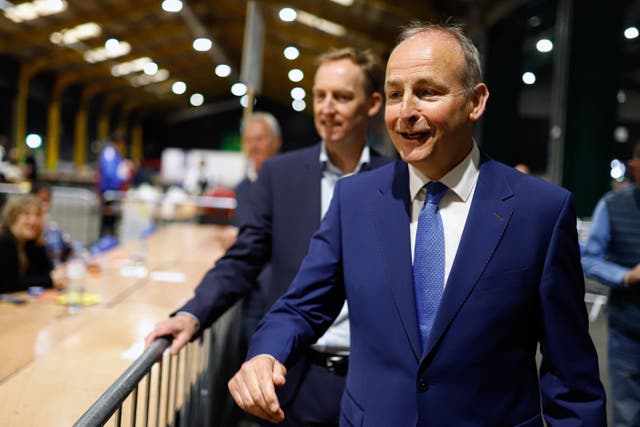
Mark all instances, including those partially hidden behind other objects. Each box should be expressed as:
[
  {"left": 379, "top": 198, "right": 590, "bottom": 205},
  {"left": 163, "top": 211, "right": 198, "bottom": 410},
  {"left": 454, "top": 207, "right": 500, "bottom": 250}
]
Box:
[
  {"left": 538, "top": 192, "right": 607, "bottom": 426},
  {"left": 246, "top": 179, "right": 347, "bottom": 366},
  {"left": 177, "top": 164, "right": 275, "bottom": 329}
]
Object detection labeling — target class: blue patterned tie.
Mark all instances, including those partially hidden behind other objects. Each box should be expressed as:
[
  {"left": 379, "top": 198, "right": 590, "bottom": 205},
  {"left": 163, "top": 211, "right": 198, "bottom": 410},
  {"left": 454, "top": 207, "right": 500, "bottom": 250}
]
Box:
[{"left": 413, "top": 181, "right": 448, "bottom": 350}]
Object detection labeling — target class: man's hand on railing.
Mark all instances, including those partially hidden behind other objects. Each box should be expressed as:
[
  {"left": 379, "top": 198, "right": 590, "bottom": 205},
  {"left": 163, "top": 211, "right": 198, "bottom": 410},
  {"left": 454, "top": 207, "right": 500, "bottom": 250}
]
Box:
[
  {"left": 144, "top": 313, "right": 198, "bottom": 355},
  {"left": 228, "top": 354, "right": 287, "bottom": 424}
]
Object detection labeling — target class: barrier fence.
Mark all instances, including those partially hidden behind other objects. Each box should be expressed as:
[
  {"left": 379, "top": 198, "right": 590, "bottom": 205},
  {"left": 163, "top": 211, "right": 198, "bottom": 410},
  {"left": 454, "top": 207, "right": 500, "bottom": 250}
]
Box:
[{"left": 75, "top": 332, "right": 212, "bottom": 427}]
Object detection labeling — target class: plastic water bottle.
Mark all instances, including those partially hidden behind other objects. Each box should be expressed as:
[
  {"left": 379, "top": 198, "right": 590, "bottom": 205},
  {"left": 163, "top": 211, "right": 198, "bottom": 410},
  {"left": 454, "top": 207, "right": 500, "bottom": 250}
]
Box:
[
  {"left": 66, "top": 242, "right": 87, "bottom": 314},
  {"left": 45, "top": 223, "right": 64, "bottom": 266}
]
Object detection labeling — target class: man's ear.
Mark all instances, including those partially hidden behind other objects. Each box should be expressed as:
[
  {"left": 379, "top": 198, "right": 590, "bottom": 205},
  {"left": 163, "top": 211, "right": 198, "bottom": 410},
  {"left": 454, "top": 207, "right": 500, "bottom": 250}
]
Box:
[
  {"left": 468, "top": 83, "right": 489, "bottom": 122},
  {"left": 368, "top": 92, "right": 383, "bottom": 117}
]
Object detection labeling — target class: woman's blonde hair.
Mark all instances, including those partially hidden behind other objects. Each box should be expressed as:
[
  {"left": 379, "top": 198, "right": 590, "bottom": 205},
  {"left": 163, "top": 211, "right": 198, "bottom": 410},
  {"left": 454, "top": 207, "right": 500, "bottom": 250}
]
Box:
[{"left": 0, "top": 195, "right": 45, "bottom": 273}]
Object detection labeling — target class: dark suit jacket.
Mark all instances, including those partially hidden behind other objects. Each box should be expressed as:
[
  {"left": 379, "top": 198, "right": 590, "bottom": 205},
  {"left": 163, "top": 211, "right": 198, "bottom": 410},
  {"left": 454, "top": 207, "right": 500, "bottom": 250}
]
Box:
[
  {"left": 248, "top": 158, "right": 607, "bottom": 427},
  {"left": 179, "top": 143, "right": 392, "bottom": 403}
]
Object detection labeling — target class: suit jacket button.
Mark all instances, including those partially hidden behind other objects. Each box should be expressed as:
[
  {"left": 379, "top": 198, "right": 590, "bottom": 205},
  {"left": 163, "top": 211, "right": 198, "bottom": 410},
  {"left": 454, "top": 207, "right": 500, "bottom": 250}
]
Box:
[{"left": 417, "top": 379, "right": 428, "bottom": 392}]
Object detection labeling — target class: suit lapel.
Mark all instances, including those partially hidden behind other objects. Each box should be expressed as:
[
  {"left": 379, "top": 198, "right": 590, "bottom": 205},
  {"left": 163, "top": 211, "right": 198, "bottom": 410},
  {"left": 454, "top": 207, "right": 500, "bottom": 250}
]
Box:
[
  {"left": 373, "top": 162, "right": 422, "bottom": 362},
  {"left": 423, "top": 160, "right": 514, "bottom": 359}
]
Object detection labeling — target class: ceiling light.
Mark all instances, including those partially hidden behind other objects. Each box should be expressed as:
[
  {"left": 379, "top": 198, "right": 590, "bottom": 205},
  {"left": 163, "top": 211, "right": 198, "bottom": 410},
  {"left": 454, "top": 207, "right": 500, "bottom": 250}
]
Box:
[
  {"left": 161, "top": 0, "right": 182, "bottom": 12},
  {"left": 50, "top": 22, "right": 102, "bottom": 46},
  {"left": 328, "top": 0, "right": 354, "bottom": 5},
  {"left": 143, "top": 62, "right": 158, "bottom": 75},
  {"left": 522, "top": 72, "right": 536, "bottom": 85},
  {"left": 279, "top": 7, "right": 297, "bottom": 22},
  {"left": 291, "top": 87, "right": 305, "bottom": 100},
  {"left": 617, "top": 90, "right": 626, "bottom": 103},
  {"left": 535, "top": 39, "right": 553, "bottom": 53},
  {"left": 215, "top": 64, "right": 231, "bottom": 77},
  {"left": 610, "top": 159, "right": 626, "bottom": 181},
  {"left": 111, "top": 57, "right": 152, "bottom": 77},
  {"left": 193, "top": 38, "right": 212, "bottom": 52},
  {"left": 4, "top": 0, "right": 67, "bottom": 23},
  {"left": 105, "top": 38, "right": 121, "bottom": 52},
  {"left": 292, "top": 99, "right": 306, "bottom": 112},
  {"left": 129, "top": 69, "right": 169, "bottom": 87},
  {"left": 624, "top": 26, "right": 639, "bottom": 40},
  {"left": 240, "top": 95, "right": 249, "bottom": 108},
  {"left": 84, "top": 41, "right": 131, "bottom": 63},
  {"left": 26, "top": 133, "right": 42, "bottom": 149},
  {"left": 231, "top": 82, "right": 247, "bottom": 96},
  {"left": 296, "top": 10, "right": 346, "bottom": 37},
  {"left": 284, "top": 46, "right": 299, "bottom": 60},
  {"left": 288, "top": 69, "right": 304, "bottom": 82},
  {"left": 172, "top": 81, "right": 187, "bottom": 94},
  {"left": 190, "top": 93, "right": 204, "bottom": 106}
]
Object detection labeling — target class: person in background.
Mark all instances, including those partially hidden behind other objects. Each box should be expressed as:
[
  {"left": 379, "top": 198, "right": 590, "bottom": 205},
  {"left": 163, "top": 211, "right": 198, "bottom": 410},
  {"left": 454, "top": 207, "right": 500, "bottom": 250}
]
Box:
[
  {"left": 31, "top": 182, "right": 72, "bottom": 265},
  {"left": 98, "top": 132, "right": 133, "bottom": 237},
  {"left": 582, "top": 141, "right": 640, "bottom": 427},
  {"left": 0, "top": 195, "right": 65, "bottom": 293},
  {"left": 228, "top": 22, "right": 605, "bottom": 426},
  {"left": 145, "top": 46, "right": 392, "bottom": 426}
]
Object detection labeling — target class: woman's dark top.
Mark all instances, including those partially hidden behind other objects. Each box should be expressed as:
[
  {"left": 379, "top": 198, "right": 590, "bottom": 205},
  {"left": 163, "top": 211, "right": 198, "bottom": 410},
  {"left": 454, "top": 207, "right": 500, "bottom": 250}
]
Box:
[{"left": 0, "top": 233, "right": 54, "bottom": 293}]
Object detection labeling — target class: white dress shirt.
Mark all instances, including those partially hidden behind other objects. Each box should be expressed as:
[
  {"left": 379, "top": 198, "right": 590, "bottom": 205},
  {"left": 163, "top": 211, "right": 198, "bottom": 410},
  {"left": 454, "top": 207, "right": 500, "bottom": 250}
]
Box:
[
  {"left": 311, "top": 142, "right": 371, "bottom": 355},
  {"left": 409, "top": 144, "right": 480, "bottom": 286}
]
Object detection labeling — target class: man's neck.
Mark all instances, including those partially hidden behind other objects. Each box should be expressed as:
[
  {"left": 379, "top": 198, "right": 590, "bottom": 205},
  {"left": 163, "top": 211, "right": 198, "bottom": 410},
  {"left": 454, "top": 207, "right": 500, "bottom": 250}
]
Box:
[{"left": 325, "top": 139, "right": 366, "bottom": 174}]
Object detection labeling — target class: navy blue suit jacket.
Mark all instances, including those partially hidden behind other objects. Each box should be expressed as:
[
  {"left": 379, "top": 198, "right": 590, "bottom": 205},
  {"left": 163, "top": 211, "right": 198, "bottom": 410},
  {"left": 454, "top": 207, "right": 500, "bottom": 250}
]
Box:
[
  {"left": 248, "top": 159, "right": 607, "bottom": 426},
  {"left": 179, "top": 143, "right": 392, "bottom": 404}
]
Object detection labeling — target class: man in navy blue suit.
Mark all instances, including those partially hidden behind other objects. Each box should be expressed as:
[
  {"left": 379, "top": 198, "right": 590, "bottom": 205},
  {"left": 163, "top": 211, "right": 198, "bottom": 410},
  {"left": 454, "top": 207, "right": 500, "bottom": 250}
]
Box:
[
  {"left": 145, "top": 47, "right": 392, "bottom": 426},
  {"left": 228, "top": 23, "right": 606, "bottom": 426}
]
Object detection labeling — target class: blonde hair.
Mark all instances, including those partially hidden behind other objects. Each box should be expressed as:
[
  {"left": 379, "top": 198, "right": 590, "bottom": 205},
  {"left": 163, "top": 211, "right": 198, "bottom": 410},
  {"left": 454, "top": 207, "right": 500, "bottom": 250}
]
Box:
[{"left": 0, "top": 195, "right": 45, "bottom": 273}]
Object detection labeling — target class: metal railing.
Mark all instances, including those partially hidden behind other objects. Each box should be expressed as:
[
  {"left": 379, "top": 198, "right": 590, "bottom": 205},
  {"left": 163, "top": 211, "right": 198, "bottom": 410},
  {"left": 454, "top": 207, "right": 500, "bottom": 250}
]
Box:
[{"left": 75, "top": 332, "right": 212, "bottom": 427}]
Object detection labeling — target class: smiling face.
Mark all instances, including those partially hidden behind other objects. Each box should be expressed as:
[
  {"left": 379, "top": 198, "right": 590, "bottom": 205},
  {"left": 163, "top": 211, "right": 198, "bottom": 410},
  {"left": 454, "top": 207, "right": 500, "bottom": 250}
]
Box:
[
  {"left": 11, "top": 202, "right": 43, "bottom": 242},
  {"left": 384, "top": 30, "right": 488, "bottom": 179},
  {"left": 313, "top": 58, "right": 382, "bottom": 150}
]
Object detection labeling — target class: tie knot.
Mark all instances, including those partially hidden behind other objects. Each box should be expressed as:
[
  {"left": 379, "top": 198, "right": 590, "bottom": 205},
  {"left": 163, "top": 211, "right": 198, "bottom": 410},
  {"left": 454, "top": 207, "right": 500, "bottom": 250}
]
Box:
[{"left": 425, "top": 181, "right": 448, "bottom": 205}]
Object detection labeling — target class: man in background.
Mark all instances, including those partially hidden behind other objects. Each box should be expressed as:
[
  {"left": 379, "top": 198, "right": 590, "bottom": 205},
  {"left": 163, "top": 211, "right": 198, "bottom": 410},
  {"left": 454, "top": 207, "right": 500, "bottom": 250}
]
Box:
[
  {"left": 146, "top": 47, "right": 392, "bottom": 426},
  {"left": 97, "top": 132, "right": 132, "bottom": 237},
  {"left": 582, "top": 141, "right": 640, "bottom": 426}
]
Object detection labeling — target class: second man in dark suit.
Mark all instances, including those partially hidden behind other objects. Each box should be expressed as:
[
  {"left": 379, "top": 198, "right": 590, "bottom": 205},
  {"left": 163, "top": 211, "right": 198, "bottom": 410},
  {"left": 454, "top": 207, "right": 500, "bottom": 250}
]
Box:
[{"left": 145, "top": 47, "right": 392, "bottom": 426}]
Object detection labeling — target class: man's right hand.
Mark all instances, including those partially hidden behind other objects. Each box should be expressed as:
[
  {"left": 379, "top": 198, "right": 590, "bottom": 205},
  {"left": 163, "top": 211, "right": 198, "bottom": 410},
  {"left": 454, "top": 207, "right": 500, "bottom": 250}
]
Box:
[
  {"left": 144, "top": 314, "right": 198, "bottom": 354},
  {"left": 228, "top": 354, "right": 287, "bottom": 423}
]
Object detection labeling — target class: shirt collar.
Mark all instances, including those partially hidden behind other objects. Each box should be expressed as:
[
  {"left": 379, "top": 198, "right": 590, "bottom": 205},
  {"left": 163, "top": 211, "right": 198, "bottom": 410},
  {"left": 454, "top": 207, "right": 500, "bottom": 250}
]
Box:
[
  {"left": 320, "top": 141, "right": 371, "bottom": 176},
  {"left": 409, "top": 142, "right": 480, "bottom": 203}
]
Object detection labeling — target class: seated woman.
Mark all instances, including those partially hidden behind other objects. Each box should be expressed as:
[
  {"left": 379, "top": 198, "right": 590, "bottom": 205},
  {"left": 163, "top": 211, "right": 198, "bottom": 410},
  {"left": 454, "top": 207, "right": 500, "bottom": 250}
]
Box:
[{"left": 0, "top": 195, "right": 64, "bottom": 293}]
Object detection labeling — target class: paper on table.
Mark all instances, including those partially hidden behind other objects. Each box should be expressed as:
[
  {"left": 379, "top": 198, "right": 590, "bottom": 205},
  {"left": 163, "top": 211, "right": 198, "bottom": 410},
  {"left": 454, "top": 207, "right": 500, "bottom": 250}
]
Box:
[{"left": 149, "top": 271, "right": 187, "bottom": 282}]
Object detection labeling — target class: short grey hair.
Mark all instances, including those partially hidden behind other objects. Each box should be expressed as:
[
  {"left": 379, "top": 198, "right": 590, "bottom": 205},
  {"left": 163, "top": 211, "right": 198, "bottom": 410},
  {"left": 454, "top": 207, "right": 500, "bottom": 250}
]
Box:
[
  {"left": 242, "top": 112, "right": 281, "bottom": 138},
  {"left": 397, "top": 21, "right": 483, "bottom": 94}
]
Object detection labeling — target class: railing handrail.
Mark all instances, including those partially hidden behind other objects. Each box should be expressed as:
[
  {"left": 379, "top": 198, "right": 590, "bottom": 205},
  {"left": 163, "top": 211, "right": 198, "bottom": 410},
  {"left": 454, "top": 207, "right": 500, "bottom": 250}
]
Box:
[{"left": 74, "top": 337, "right": 171, "bottom": 427}]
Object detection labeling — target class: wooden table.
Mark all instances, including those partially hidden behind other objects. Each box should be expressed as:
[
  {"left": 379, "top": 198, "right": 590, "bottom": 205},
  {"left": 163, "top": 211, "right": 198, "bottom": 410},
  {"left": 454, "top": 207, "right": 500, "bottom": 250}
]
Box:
[{"left": 0, "top": 223, "right": 236, "bottom": 426}]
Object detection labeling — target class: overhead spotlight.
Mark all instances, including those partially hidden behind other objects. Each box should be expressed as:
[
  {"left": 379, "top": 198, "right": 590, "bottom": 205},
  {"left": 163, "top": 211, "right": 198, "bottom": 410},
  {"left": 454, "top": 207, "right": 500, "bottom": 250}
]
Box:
[
  {"left": 162, "top": 0, "right": 183, "bottom": 12},
  {"left": 190, "top": 93, "right": 204, "bottom": 106},
  {"left": 105, "top": 38, "right": 120, "bottom": 52},
  {"left": 522, "top": 72, "right": 536, "bottom": 85},
  {"left": 288, "top": 69, "right": 304, "bottom": 82},
  {"left": 536, "top": 39, "right": 553, "bottom": 53},
  {"left": 292, "top": 99, "right": 306, "bottom": 112},
  {"left": 291, "top": 87, "right": 305, "bottom": 100},
  {"left": 610, "top": 159, "right": 626, "bottom": 181},
  {"left": 624, "top": 26, "right": 639, "bottom": 40},
  {"left": 231, "top": 82, "right": 247, "bottom": 96},
  {"left": 284, "top": 46, "right": 299, "bottom": 60},
  {"left": 614, "top": 126, "right": 629, "bottom": 143},
  {"left": 193, "top": 38, "right": 212, "bottom": 52},
  {"left": 143, "top": 62, "right": 158, "bottom": 75},
  {"left": 279, "top": 7, "right": 297, "bottom": 22},
  {"left": 26, "top": 133, "right": 42, "bottom": 149},
  {"left": 172, "top": 81, "right": 187, "bottom": 94},
  {"left": 215, "top": 64, "right": 231, "bottom": 77},
  {"left": 617, "top": 90, "right": 627, "bottom": 104}
]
